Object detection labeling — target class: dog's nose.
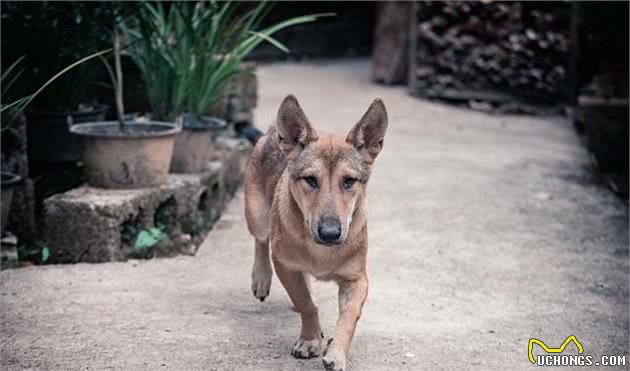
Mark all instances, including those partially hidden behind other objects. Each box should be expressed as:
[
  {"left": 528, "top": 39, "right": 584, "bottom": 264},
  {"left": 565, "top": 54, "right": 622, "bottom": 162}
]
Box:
[{"left": 317, "top": 217, "right": 341, "bottom": 244}]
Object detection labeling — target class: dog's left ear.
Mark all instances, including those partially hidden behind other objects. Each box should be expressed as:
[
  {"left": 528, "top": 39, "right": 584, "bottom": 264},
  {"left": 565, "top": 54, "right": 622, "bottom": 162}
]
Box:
[{"left": 346, "top": 99, "right": 388, "bottom": 164}]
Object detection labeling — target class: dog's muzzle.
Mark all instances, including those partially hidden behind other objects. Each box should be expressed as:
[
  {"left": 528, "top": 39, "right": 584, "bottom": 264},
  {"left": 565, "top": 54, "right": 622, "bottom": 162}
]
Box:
[{"left": 316, "top": 216, "right": 342, "bottom": 245}]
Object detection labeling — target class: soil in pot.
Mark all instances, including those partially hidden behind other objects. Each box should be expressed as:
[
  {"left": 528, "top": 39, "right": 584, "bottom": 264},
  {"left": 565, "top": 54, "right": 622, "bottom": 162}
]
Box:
[
  {"left": 1, "top": 172, "right": 22, "bottom": 233},
  {"left": 70, "top": 121, "right": 180, "bottom": 189},
  {"left": 170, "top": 114, "right": 227, "bottom": 174},
  {"left": 26, "top": 104, "right": 109, "bottom": 164}
]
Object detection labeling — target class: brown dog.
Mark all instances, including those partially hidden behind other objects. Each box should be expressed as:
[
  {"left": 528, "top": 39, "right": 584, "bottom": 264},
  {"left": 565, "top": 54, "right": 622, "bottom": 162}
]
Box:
[{"left": 244, "top": 95, "right": 387, "bottom": 371}]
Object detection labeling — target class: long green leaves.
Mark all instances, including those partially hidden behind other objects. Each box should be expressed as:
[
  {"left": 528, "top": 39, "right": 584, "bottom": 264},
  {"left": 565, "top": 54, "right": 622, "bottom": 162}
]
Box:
[
  {"left": 1, "top": 49, "right": 112, "bottom": 128},
  {"left": 122, "top": 2, "right": 332, "bottom": 120},
  {"left": 1, "top": 57, "right": 26, "bottom": 98}
]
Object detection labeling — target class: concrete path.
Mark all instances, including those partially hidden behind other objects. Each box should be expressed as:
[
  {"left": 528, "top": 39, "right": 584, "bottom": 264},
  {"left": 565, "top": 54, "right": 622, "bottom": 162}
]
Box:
[{"left": 1, "top": 60, "right": 628, "bottom": 370}]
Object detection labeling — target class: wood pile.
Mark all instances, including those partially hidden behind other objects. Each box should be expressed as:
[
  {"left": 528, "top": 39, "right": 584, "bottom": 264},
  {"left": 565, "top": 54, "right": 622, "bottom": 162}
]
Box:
[{"left": 410, "top": 1, "right": 570, "bottom": 109}]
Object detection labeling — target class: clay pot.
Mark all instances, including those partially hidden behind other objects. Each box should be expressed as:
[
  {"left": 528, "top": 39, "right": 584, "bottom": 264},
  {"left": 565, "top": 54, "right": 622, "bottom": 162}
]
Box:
[
  {"left": 170, "top": 114, "right": 226, "bottom": 174},
  {"left": 69, "top": 121, "right": 180, "bottom": 189},
  {"left": 1, "top": 171, "right": 21, "bottom": 233}
]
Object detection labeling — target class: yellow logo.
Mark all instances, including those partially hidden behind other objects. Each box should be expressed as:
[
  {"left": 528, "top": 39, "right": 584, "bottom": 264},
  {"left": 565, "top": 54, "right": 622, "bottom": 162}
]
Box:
[{"left": 528, "top": 335, "right": 584, "bottom": 364}]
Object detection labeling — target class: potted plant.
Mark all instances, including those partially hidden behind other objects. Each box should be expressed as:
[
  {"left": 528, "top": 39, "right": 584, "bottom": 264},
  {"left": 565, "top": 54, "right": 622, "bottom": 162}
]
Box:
[
  {"left": 2, "top": 3, "right": 114, "bottom": 166},
  {"left": 69, "top": 23, "right": 180, "bottom": 189},
  {"left": 1, "top": 50, "right": 112, "bottom": 232},
  {"left": 122, "top": 2, "right": 329, "bottom": 173}
]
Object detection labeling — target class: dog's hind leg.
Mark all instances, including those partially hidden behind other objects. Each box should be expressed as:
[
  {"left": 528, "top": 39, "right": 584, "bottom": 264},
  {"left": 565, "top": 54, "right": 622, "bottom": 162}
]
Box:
[
  {"left": 273, "top": 257, "right": 325, "bottom": 359},
  {"left": 251, "top": 239, "right": 272, "bottom": 302}
]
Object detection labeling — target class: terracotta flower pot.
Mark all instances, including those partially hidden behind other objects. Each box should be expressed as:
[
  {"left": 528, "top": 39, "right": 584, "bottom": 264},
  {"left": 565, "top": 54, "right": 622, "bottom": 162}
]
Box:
[
  {"left": 69, "top": 121, "right": 180, "bottom": 189},
  {"left": 170, "top": 114, "right": 226, "bottom": 174}
]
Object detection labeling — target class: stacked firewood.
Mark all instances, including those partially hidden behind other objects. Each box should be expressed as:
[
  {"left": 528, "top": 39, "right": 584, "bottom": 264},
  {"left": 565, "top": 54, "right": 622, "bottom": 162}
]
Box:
[{"left": 412, "top": 1, "right": 570, "bottom": 105}]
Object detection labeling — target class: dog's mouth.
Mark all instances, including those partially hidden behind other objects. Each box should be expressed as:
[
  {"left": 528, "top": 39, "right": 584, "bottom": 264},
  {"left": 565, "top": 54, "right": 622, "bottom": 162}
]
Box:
[{"left": 312, "top": 236, "right": 344, "bottom": 246}]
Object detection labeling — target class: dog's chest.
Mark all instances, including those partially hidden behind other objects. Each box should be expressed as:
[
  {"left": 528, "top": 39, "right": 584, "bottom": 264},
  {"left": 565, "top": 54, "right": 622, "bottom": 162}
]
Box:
[{"left": 271, "top": 240, "right": 353, "bottom": 281}]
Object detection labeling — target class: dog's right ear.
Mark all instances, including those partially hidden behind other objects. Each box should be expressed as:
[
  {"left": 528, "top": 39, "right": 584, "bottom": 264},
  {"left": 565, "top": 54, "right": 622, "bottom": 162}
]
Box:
[
  {"left": 276, "top": 95, "right": 318, "bottom": 159},
  {"left": 346, "top": 98, "right": 388, "bottom": 164}
]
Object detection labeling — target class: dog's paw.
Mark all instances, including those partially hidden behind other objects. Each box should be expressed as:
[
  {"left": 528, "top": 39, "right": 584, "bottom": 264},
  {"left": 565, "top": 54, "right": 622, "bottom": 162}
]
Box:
[
  {"left": 322, "top": 339, "right": 346, "bottom": 371},
  {"left": 251, "top": 261, "right": 272, "bottom": 302},
  {"left": 290, "top": 334, "right": 325, "bottom": 359}
]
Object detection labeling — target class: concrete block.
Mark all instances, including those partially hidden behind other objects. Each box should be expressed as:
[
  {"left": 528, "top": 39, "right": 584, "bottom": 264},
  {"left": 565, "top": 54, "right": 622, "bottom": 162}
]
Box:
[
  {"left": 44, "top": 173, "right": 205, "bottom": 263},
  {"left": 213, "top": 137, "right": 252, "bottom": 197},
  {"left": 42, "top": 139, "right": 252, "bottom": 264}
]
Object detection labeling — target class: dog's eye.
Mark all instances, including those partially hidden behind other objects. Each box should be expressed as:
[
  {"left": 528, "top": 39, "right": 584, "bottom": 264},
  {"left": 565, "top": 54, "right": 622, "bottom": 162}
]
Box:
[
  {"left": 303, "top": 176, "right": 318, "bottom": 188},
  {"left": 343, "top": 177, "right": 357, "bottom": 191}
]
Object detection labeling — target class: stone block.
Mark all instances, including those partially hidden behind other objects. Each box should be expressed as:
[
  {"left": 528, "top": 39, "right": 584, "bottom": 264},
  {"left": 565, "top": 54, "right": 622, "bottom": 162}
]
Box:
[
  {"left": 43, "top": 168, "right": 220, "bottom": 263},
  {"left": 213, "top": 137, "right": 252, "bottom": 198},
  {"left": 42, "top": 139, "right": 252, "bottom": 264}
]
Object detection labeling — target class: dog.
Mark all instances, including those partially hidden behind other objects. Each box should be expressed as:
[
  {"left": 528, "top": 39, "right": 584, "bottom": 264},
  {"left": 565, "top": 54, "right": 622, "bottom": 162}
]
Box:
[{"left": 244, "top": 95, "right": 388, "bottom": 371}]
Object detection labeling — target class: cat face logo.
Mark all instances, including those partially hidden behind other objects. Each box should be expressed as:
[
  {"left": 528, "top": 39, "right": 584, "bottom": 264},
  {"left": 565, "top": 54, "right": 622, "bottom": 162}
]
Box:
[{"left": 528, "top": 335, "right": 584, "bottom": 364}]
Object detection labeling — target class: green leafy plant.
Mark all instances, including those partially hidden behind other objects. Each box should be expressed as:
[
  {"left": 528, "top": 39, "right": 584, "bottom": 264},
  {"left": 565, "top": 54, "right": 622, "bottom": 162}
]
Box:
[
  {"left": 134, "top": 227, "right": 166, "bottom": 251},
  {"left": 120, "top": 222, "right": 168, "bottom": 260},
  {"left": 1, "top": 3, "right": 115, "bottom": 111},
  {"left": 17, "top": 240, "right": 50, "bottom": 264},
  {"left": 0, "top": 57, "right": 27, "bottom": 132},
  {"left": 1, "top": 49, "right": 112, "bottom": 131},
  {"left": 41, "top": 245, "right": 51, "bottom": 262},
  {"left": 121, "top": 2, "right": 332, "bottom": 120}
]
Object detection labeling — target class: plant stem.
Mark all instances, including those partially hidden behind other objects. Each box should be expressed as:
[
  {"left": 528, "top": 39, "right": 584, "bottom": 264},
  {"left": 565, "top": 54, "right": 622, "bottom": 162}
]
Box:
[{"left": 114, "top": 24, "right": 125, "bottom": 129}]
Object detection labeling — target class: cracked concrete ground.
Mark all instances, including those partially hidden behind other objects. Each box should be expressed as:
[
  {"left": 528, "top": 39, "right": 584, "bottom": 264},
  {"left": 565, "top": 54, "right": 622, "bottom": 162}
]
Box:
[{"left": 1, "top": 60, "right": 628, "bottom": 370}]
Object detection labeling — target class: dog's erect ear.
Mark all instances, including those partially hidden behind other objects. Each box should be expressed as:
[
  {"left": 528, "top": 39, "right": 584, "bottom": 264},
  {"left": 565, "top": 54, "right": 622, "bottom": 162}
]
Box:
[
  {"left": 346, "top": 98, "right": 388, "bottom": 164},
  {"left": 276, "top": 95, "right": 318, "bottom": 159}
]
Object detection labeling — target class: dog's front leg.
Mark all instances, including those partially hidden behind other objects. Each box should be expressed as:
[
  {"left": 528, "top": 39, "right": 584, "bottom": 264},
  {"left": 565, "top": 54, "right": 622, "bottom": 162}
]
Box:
[
  {"left": 273, "top": 257, "right": 325, "bottom": 358},
  {"left": 323, "top": 276, "right": 368, "bottom": 371},
  {"left": 251, "top": 239, "right": 272, "bottom": 301}
]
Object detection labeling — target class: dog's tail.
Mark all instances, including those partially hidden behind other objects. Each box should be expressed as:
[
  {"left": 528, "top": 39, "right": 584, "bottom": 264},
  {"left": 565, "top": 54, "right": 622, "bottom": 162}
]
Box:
[{"left": 235, "top": 120, "right": 263, "bottom": 145}]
